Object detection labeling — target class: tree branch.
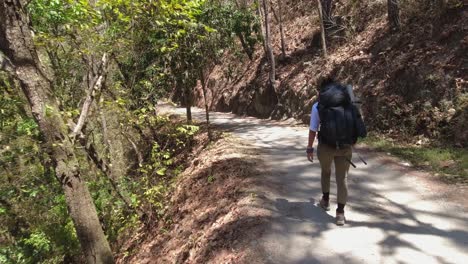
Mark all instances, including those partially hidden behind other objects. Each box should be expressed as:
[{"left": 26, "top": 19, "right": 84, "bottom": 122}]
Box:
[
  {"left": 121, "top": 132, "right": 143, "bottom": 167},
  {"left": 71, "top": 53, "right": 109, "bottom": 138},
  {"left": 271, "top": 2, "right": 279, "bottom": 23}
]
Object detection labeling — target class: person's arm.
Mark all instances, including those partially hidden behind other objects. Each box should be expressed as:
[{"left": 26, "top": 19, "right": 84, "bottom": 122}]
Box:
[
  {"left": 307, "top": 103, "right": 319, "bottom": 162},
  {"left": 308, "top": 130, "right": 316, "bottom": 149},
  {"left": 307, "top": 130, "right": 316, "bottom": 162}
]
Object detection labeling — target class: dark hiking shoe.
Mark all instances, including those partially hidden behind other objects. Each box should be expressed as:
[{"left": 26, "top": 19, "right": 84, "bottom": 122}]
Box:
[
  {"left": 336, "top": 212, "right": 346, "bottom": 226},
  {"left": 319, "top": 198, "right": 330, "bottom": 211}
]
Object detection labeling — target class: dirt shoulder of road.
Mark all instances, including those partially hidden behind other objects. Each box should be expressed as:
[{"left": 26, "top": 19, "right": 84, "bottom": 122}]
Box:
[
  {"left": 117, "top": 131, "right": 271, "bottom": 264},
  {"left": 355, "top": 143, "right": 468, "bottom": 212}
]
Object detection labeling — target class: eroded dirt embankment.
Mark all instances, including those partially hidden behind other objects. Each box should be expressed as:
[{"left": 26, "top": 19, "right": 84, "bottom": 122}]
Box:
[{"left": 117, "top": 131, "right": 271, "bottom": 264}]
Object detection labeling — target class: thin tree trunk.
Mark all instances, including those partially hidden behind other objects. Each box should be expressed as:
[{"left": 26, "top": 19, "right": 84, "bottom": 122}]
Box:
[
  {"left": 255, "top": 0, "right": 268, "bottom": 55},
  {"left": 121, "top": 133, "right": 143, "bottom": 167},
  {"left": 316, "top": 0, "right": 328, "bottom": 57},
  {"left": 262, "top": 0, "right": 276, "bottom": 87},
  {"left": 200, "top": 69, "right": 212, "bottom": 141},
  {"left": 0, "top": 2, "right": 114, "bottom": 263},
  {"left": 237, "top": 32, "right": 253, "bottom": 60},
  {"left": 72, "top": 53, "right": 109, "bottom": 139},
  {"left": 278, "top": 0, "right": 287, "bottom": 59},
  {"left": 184, "top": 85, "right": 192, "bottom": 123},
  {"left": 431, "top": 0, "right": 447, "bottom": 19},
  {"left": 98, "top": 103, "right": 110, "bottom": 150},
  {"left": 387, "top": 0, "right": 400, "bottom": 31}
]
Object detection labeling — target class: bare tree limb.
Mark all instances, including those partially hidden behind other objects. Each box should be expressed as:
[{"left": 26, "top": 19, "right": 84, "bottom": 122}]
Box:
[
  {"left": 387, "top": 0, "right": 400, "bottom": 32},
  {"left": 277, "top": 0, "right": 287, "bottom": 58},
  {"left": 271, "top": 3, "right": 279, "bottom": 23},
  {"left": 71, "top": 53, "right": 109, "bottom": 138},
  {"left": 200, "top": 68, "right": 212, "bottom": 141},
  {"left": 262, "top": 0, "right": 276, "bottom": 86},
  {"left": 317, "top": 0, "right": 328, "bottom": 57},
  {"left": 121, "top": 131, "right": 144, "bottom": 167}
]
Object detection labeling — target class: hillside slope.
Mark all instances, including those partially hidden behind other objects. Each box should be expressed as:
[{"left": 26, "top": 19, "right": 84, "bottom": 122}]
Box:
[
  {"left": 117, "top": 128, "right": 270, "bottom": 263},
  {"left": 194, "top": 1, "right": 468, "bottom": 146}
]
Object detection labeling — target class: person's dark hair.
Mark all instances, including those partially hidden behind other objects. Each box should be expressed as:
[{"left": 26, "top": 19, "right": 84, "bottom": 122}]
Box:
[{"left": 318, "top": 77, "right": 336, "bottom": 93}]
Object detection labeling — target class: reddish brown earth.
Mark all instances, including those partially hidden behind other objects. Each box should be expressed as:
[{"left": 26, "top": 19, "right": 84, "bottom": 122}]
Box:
[{"left": 117, "top": 132, "right": 271, "bottom": 264}]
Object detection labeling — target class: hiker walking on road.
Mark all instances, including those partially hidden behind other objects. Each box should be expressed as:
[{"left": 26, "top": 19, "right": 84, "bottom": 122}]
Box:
[{"left": 306, "top": 78, "right": 366, "bottom": 225}]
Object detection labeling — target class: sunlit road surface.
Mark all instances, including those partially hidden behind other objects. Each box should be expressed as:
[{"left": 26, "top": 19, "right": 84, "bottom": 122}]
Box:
[{"left": 158, "top": 103, "right": 468, "bottom": 264}]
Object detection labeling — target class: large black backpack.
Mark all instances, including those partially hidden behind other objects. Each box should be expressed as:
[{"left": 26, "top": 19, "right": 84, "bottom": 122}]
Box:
[{"left": 318, "top": 83, "right": 367, "bottom": 149}]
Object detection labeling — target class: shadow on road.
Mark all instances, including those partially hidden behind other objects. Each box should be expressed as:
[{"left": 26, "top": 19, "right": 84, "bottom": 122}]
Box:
[{"left": 157, "top": 103, "right": 468, "bottom": 264}]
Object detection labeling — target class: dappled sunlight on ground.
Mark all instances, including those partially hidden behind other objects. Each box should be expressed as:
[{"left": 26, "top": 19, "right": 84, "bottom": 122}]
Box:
[{"left": 158, "top": 103, "right": 468, "bottom": 264}]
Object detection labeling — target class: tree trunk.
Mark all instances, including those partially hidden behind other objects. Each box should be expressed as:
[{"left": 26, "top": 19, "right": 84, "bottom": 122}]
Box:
[
  {"left": 72, "top": 53, "right": 109, "bottom": 138},
  {"left": 387, "top": 0, "right": 400, "bottom": 31},
  {"left": 0, "top": 1, "right": 114, "bottom": 263},
  {"left": 255, "top": 0, "right": 268, "bottom": 55},
  {"left": 262, "top": 0, "right": 276, "bottom": 87},
  {"left": 237, "top": 32, "right": 253, "bottom": 60},
  {"left": 200, "top": 69, "right": 212, "bottom": 141},
  {"left": 184, "top": 85, "right": 192, "bottom": 123},
  {"left": 278, "top": 0, "right": 287, "bottom": 59},
  {"left": 316, "top": 0, "right": 328, "bottom": 57}
]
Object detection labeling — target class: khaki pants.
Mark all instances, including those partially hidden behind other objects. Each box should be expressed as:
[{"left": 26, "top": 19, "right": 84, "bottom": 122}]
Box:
[{"left": 317, "top": 143, "right": 352, "bottom": 205}]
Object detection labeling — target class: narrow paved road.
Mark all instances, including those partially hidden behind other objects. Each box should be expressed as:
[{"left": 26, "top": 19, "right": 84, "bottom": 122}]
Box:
[{"left": 159, "top": 103, "right": 468, "bottom": 264}]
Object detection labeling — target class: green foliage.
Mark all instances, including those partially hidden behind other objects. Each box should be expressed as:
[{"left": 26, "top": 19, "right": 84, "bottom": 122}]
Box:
[
  {"left": 28, "top": 1, "right": 102, "bottom": 110},
  {"left": 111, "top": 0, "right": 261, "bottom": 108},
  {"left": 136, "top": 117, "right": 200, "bottom": 218},
  {"left": 1, "top": 70, "right": 81, "bottom": 264},
  {"left": 3, "top": 0, "right": 259, "bottom": 262},
  {"left": 22, "top": 231, "right": 51, "bottom": 258},
  {"left": 88, "top": 175, "right": 139, "bottom": 244},
  {"left": 230, "top": 5, "right": 262, "bottom": 53},
  {"left": 207, "top": 174, "right": 215, "bottom": 183},
  {"left": 29, "top": 0, "right": 100, "bottom": 30},
  {"left": 16, "top": 119, "right": 39, "bottom": 137}
]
